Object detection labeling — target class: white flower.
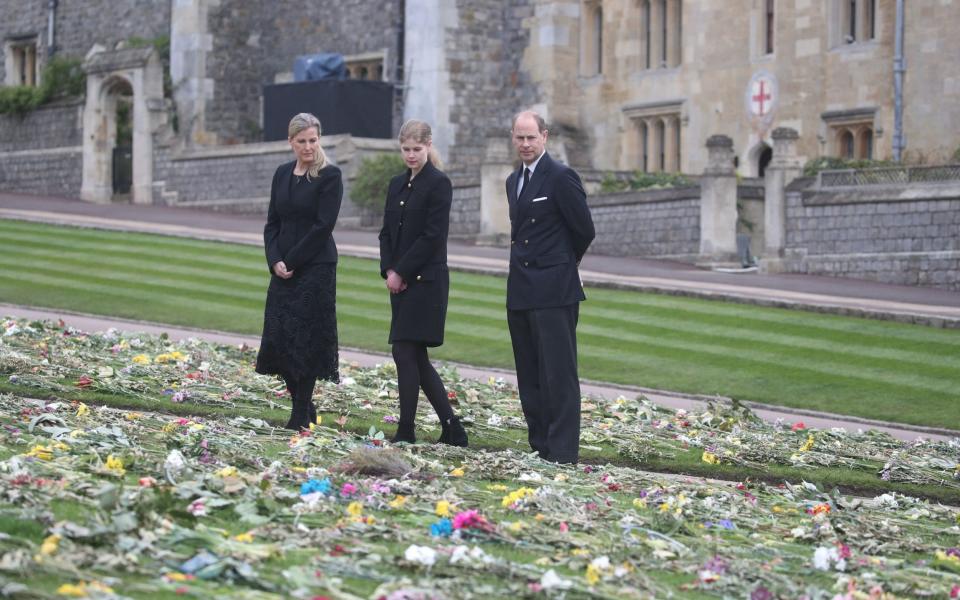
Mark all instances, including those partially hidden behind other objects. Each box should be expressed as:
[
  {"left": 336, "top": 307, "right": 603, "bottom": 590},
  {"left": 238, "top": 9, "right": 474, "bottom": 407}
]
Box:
[
  {"left": 187, "top": 498, "right": 207, "bottom": 516},
  {"left": 590, "top": 556, "right": 611, "bottom": 570},
  {"left": 164, "top": 449, "right": 186, "bottom": 473},
  {"left": 790, "top": 526, "right": 807, "bottom": 538},
  {"left": 540, "top": 569, "right": 572, "bottom": 590},
  {"left": 450, "top": 545, "right": 494, "bottom": 565},
  {"left": 404, "top": 544, "right": 437, "bottom": 567},
  {"left": 486, "top": 414, "right": 503, "bottom": 426},
  {"left": 340, "top": 376, "right": 356, "bottom": 386},
  {"left": 518, "top": 472, "right": 542, "bottom": 482},
  {"left": 812, "top": 546, "right": 838, "bottom": 571}
]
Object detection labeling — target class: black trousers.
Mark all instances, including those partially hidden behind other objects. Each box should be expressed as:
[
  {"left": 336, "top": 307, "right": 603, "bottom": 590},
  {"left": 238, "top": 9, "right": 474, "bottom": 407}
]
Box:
[{"left": 507, "top": 303, "right": 581, "bottom": 463}]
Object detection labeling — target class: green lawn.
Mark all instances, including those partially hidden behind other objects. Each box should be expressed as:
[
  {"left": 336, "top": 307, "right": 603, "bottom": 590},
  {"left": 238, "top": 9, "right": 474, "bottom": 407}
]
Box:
[{"left": 2, "top": 218, "right": 959, "bottom": 429}]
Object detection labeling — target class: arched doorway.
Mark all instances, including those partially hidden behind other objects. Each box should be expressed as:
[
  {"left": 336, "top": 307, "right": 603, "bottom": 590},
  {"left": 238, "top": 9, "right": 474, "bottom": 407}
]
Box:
[
  {"left": 747, "top": 141, "right": 772, "bottom": 178},
  {"left": 81, "top": 47, "right": 163, "bottom": 204}
]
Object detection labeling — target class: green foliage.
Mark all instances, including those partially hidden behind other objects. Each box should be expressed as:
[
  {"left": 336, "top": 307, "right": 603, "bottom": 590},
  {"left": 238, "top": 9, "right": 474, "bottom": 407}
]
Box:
[
  {"left": 802, "top": 156, "right": 896, "bottom": 176},
  {"left": 599, "top": 170, "right": 695, "bottom": 193},
  {"left": 126, "top": 35, "right": 173, "bottom": 99},
  {"left": 953, "top": 144, "right": 960, "bottom": 163},
  {"left": 0, "top": 56, "right": 85, "bottom": 116},
  {"left": 350, "top": 153, "right": 406, "bottom": 210}
]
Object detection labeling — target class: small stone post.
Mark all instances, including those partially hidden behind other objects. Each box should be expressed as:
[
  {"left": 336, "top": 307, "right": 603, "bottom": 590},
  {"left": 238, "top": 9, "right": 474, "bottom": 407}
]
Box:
[
  {"left": 478, "top": 136, "right": 515, "bottom": 245},
  {"left": 761, "top": 127, "right": 803, "bottom": 273},
  {"left": 697, "top": 135, "right": 739, "bottom": 266}
]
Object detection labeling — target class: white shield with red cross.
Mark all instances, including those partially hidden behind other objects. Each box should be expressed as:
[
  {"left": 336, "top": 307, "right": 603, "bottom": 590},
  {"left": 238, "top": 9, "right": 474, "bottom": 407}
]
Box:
[{"left": 744, "top": 71, "right": 778, "bottom": 128}]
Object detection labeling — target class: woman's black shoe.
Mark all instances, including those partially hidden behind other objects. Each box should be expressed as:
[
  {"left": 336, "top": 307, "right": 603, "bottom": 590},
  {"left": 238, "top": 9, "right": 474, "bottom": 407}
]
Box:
[
  {"left": 391, "top": 422, "right": 416, "bottom": 443},
  {"left": 439, "top": 416, "right": 468, "bottom": 447}
]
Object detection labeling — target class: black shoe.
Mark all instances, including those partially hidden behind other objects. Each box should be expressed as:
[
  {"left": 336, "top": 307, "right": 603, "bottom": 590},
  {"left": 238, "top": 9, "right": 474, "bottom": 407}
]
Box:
[
  {"left": 307, "top": 402, "right": 318, "bottom": 427},
  {"left": 439, "top": 416, "right": 468, "bottom": 447},
  {"left": 391, "top": 422, "right": 416, "bottom": 443}
]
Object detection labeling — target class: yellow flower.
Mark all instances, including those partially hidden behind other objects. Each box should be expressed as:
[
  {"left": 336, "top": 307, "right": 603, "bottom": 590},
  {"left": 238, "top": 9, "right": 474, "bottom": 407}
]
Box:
[
  {"left": 585, "top": 563, "right": 601, "bottom": 585},
  {"left": 936, "top": 550, "right": 960, "bottom": 565},
  {"left": 124, "top": 412, "right": 142, "bottom": 420},
  {"left": 659, "top": 503, "right": 670, "bottom": 513},
  {"left": 501, "top": 487, "right": 535, "bottom": 507},
  {"left": 75, "top": 403, "right": 89, "bottom": 417},
  {"left": 449, "top": 467, "right": 465, "bottom": 477},
  {"left": 56, "top": 583, "right": 87, "bottom": 597},
  {"left": 435, "top": 500, "right": 451, "bottom": 517},
  {"left": 389, "top": 495, "right": 407, "bottom": 509},
  {"left": 701, "top": 451, "right": 720, "bottom": 465},
  {"left": 26, "top": 445, "right": 54, "bottom": 461},
  {"left": 105, "top": 455, "right": 126, "bottom": 476},
  {"left": 632, "top": 498, "right": 647, "bottom": 509},
  {"left": 216, "top": 466, "right": 238, "bottom": 478},
  {"left": 507, "top": 521, "right": 526, "bottom": 532},
  {"left": 571, "top": 548, "right": 590, "bottom": 557},
  {"left": 131, "top": 354, "right": 150, "bottom": 364},
  {"left": 69, "top": 430, "right": 85, "bottom": 439},
  {"left": 534, "top": 513, "right": 545, "bottom": 521},
  {"left": 35, "top": 534, "right": 61, "bottom": 561},
  {"left": 346, "top": 501, "right": 363, "bottom": 517},
  {"left": 164, "top": 572, "right": 190, "bottom": 582},
  {"left": 486, "top": 484, "right": 508, "bottom": 491},
  {"left": 799, "top": 434, "right": 815, "bottom": 452},
  {"left": 233, "top": 532, "right": 254, "bottom": 543},
  {"left": 553, "top": 473, "right": 569, "bottom": 482}
]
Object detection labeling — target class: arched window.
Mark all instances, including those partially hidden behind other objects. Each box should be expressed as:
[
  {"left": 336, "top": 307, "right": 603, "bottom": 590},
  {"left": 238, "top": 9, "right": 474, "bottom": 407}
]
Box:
[
  {"left": 642, "top": 0, "right": 652, "bottom": 69},
  {"left": 839, "top": 130, "right": 855, "bottom": 159},
  {"left": 655, "top": 119, "right": 666, "bottom": 171},
  {"left": 765, "top": 0, "right": 775, "bottom": 54},
  {"left": 858, "top": 127, "right": 874, "bottom": 159},
  {"left": 639, "top": 120, "right": 649, "bottom": 172},
  {"left": 580, "top": 2, "right": 603, "bottom": 76}
]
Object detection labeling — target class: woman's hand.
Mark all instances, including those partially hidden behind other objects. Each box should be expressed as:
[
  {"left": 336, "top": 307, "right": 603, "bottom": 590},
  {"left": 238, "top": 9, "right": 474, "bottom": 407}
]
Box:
[
  {"left": 272, "top": 261, "right": 294, "bottom": 279},
  {"left": 386, "top": 269, "right": 407, "bottom": 294}
]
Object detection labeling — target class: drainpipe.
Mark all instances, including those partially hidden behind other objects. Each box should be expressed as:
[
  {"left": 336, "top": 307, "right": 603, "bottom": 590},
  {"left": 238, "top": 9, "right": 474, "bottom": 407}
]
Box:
[
  {"left": 893, "top": 0, "right": 905, "bottom": 161},
  {"left": 46, "top": 0, "right": 58, "bottom": 57}
]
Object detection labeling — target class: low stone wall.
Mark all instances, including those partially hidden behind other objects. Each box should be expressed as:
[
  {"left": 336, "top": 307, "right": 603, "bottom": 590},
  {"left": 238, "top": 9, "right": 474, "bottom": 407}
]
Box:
[
  {"left": 588, "top": 186, "right": 701, "bottom": 259},
  {"left": 781, "top": 180, "right": 960, "bottom": 291},
  {"left": 152, "top": 135, "right": 399, "bottom": 217},
  {"left": 0, "top": 101, "right": 84, "bottom": 197},
  {"left": 449, "top": 179, "right": 481, "bottom": 237}
]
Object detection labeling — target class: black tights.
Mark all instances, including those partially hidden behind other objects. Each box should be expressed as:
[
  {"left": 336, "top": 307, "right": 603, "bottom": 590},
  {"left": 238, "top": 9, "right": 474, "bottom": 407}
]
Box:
[
  {"left": 392, "top": 341, "right": 454, "bottom": 425},
  {"left": 284, "top": 375, "right": 317, "bottom": 427}
]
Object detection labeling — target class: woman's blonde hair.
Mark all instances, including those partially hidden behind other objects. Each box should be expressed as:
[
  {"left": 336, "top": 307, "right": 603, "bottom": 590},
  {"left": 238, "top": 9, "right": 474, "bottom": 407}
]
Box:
[
  {"left": 398, "top": 119, "right": 442, "bottom": 169},
  {"left": 288, "top": 112, "right": 329, "bottom": 178}
]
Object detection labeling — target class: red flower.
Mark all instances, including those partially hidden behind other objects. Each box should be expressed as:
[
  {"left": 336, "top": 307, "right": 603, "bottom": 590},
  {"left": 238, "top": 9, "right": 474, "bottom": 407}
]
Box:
[
  {"left": 791, "top": 422, "right": 806, "bottom": 431},
  {"left": 447, "top": 390, "right": 457, "bottom": 400},
  {"left": 75, "top": 375, "right": 94, "bottom": 388}
]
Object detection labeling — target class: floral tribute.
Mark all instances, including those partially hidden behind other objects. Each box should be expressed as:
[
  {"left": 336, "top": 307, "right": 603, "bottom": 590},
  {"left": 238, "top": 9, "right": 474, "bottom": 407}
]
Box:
[{"left": 0, "top": 317, "right": 958, "bottom": 597}]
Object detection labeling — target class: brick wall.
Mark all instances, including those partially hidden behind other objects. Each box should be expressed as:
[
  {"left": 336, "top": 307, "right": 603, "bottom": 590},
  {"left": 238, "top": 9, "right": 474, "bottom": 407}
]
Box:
[
  {"left": 588, "top": 187, "right": 701, "bottom": 259},
  {"left": 782, "top": 184, "right": 960, "bottom": 291}
]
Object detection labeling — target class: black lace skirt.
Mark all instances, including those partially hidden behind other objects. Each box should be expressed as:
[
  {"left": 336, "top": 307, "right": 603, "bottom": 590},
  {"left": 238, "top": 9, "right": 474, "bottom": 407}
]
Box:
[{"left": 255, "top": 263, "right": 339, "bottom": 383}]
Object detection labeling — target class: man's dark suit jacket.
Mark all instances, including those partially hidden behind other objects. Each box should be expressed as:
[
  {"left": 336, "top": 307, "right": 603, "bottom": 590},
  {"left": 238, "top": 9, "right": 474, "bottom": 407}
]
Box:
[
  {"left": 505, "top": 152, "right": 595, "bottom": 310},
  {"left": 263, "top": 161, "right": 342, "bottom": 273}
]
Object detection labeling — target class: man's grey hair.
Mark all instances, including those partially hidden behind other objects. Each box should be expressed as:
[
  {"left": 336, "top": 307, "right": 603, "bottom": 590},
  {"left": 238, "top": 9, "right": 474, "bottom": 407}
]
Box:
[{"left": 511, "top": 110, "right": 548, "bottom": 134}]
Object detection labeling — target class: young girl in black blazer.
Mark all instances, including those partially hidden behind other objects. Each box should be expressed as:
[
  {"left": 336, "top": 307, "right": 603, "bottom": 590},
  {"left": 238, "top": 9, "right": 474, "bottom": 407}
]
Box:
[{"left": 378, "top": 119, "right": 467, "bottom": 446}]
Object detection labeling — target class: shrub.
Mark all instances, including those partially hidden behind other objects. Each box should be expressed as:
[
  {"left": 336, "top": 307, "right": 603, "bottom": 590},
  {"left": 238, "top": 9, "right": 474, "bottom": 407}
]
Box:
[
  {"left": 802, "top": 156, "right": 895, "bottom": 176},
  {"left": 600, "top": 170, "right": 694, "bottom": 193},
  {"left": 350, "top": 153, "right": 406, "bottom": 211},
  {"left": 0, "top": 56, "right": 85, "bottom": 117}
]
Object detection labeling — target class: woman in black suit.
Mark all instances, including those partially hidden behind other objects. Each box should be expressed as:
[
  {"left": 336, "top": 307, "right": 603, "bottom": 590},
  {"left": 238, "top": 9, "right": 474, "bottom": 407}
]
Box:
[
  {"left": 379, "top": 119, "right": 467, "bottom": 446},
  {"left": 256, "top": 113, "right": 341, "bottom": 430}
]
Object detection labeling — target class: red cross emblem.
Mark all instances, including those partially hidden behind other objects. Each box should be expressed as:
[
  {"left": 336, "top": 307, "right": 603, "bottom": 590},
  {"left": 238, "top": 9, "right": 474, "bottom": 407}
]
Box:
[{"left": 750, "top": 78, "right": 774, "bottom": 117}]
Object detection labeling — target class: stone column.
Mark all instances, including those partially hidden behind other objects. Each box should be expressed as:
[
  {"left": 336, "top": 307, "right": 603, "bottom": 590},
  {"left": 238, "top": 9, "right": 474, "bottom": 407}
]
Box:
[
  {"left": 478, "top": 137, "right": 515, "bottom": 245},
  {"left": 761, "top": 127, "right": 803, "bottom": 273},
  {"left": 646, "top": 118, "right": 660, "bottom": 172},
  {"left": 698, "top": 135, "right": 739, "bottom": 266},
  {"left": 663, "top": 115, "right": 679, "bottom": 172},
  {"left": 405, "top": 0, "right": 457, "bottom": 161},
  {"left": 170, "top": 0, "right": 218, "bottom": 146},
  {"left": 650, "top": 0, "right": 664, "bottom": 68}
]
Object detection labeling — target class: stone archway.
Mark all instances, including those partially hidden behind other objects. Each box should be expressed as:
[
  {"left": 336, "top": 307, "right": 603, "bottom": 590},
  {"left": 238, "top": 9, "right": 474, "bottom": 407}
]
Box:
[
  {"left": 81, "top": 47, "right": 163, "bottom": 204},
  {"left": 746, "top": 140, "right": 772, "bottom": 178}
]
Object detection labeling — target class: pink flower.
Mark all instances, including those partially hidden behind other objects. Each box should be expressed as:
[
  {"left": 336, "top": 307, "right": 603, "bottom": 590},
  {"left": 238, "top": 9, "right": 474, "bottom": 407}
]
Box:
[
  {"left": 452, "top": 509, "right": 484, "bottom": 530},
  {"left": 559, "top": 522, "right": 569, "bottom": 533},
  {"left": 341, "top": 482, "right": 357, "bottom": 496},
  {"left": 187, "top": 499, "right": 207, "bottom": 516}
]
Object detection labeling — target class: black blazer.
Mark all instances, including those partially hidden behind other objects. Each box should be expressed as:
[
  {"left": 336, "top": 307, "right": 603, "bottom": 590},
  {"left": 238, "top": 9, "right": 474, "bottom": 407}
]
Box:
[
  {"left": 263, "top": 161, "right": 342, "bottom": 273},
  {"left": 378, "top": 160, "right": 451, "bottom": 282},
  {"left": 505, "top": 153, "right": 595, "bottom": 311}
]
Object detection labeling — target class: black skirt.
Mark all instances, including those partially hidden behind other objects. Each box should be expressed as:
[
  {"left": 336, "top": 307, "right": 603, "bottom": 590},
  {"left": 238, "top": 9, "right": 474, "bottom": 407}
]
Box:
[{"left": 256, "top": 263, "right": 339, "bottom": 383}]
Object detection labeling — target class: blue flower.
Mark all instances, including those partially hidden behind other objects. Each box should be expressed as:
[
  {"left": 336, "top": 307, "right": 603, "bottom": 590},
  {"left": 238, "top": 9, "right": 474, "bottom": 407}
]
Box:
[
  {"left": 430, "top": 518, "right": 453, "bottom": 537},
  {"left": 300, "top": 477, "right": 332, "bottom": 496}
]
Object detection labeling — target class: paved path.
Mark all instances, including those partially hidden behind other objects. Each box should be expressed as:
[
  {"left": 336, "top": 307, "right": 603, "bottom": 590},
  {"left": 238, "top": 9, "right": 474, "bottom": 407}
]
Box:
[
  {"left": 2, "top": 192, "right": 960, "bottom": 327},
  {"left": 4, "top": 304, "right": 954, "bottom": 443}
]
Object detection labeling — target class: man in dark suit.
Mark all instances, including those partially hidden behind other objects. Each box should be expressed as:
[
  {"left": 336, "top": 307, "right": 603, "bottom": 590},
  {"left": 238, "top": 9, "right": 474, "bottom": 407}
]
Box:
[{"left": 505, "top": 110, "right": 595, "bottom": 464}]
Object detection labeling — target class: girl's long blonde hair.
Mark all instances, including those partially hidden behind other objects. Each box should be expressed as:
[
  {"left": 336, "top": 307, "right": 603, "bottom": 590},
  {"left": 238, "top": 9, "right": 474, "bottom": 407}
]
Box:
[
  {"left": 398, "top": 119, "right": 442, "bottom": 169},
  {"left": 288, "top": 112, "right": 329, "bottom": 179}
]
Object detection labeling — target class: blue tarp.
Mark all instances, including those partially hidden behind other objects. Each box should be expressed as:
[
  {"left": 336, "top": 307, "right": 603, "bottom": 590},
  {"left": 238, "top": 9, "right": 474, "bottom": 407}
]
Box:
[{"left": 293, "top": 54, "right": 346, "bottom": 82}]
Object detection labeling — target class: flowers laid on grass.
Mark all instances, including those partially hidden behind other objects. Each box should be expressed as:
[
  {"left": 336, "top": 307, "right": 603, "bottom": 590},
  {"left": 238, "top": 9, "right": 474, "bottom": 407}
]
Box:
[{"left": 1, "top": 318, "right": 959, "bottom": 598}]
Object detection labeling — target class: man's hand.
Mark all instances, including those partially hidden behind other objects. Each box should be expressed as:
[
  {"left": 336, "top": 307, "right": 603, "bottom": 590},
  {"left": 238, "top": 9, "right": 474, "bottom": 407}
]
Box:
[
  {"left": 386, "top": 269, "right": 406, "bottom": 294},
  {"left": 272, "top": 261, "right": 294, "bottom": 279}
]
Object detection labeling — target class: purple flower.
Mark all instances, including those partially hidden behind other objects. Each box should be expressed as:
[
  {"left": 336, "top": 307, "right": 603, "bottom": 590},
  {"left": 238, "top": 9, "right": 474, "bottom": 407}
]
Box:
[{"left": 383, "top": 415, "right": 399, "bottom": 424}]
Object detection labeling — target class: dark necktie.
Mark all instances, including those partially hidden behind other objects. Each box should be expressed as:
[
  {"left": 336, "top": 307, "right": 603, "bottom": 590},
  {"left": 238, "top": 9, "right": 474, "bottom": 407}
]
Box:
[{"left": 519, "top": 167, "right": 530, "bottom": 198}]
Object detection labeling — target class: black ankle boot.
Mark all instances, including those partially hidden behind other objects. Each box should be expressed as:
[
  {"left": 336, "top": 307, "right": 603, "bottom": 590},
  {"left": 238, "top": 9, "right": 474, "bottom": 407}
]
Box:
[
  {"left": 307, "top": 402, "right": 318, "bottom": 426},
  {"left": 285, "top": 396, "right": 311, "bottom": 431},
  {"left": 391, "top": 422, "right": 416, "bottom": 443},
  {"left": 439, "top": 416, "right": 468, "bottom": 447}
]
